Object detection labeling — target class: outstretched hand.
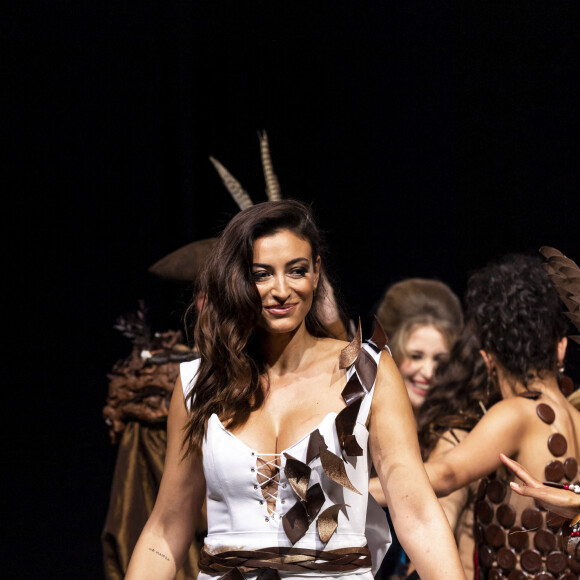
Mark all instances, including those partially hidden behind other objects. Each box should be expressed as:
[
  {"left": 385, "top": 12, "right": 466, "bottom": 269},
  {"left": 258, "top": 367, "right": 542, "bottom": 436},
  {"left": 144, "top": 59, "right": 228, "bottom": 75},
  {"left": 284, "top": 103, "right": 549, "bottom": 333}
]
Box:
[{"left": 500, "top": 453, "right": 580, "bottom": 520}]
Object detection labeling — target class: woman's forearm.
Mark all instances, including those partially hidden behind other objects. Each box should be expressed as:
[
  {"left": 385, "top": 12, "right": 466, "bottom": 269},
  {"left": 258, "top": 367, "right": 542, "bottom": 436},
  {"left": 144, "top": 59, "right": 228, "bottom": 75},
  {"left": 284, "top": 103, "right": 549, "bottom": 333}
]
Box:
[{"left": 125, "top": 526, "right": 179, "bottom": 580}]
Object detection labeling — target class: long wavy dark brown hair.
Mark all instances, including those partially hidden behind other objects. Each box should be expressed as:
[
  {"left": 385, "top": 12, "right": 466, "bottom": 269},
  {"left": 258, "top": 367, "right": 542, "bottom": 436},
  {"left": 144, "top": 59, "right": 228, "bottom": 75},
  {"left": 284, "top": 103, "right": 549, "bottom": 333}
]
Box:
[{"left": 183, "top": 200, "right": 332, "bottom": 455}]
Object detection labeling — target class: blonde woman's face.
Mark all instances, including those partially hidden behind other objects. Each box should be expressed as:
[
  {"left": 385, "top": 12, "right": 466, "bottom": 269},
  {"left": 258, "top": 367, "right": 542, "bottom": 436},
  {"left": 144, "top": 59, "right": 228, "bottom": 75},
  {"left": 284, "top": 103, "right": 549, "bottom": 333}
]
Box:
[{"left": 398, "top": 325, "right": 450, "bottom": 411}]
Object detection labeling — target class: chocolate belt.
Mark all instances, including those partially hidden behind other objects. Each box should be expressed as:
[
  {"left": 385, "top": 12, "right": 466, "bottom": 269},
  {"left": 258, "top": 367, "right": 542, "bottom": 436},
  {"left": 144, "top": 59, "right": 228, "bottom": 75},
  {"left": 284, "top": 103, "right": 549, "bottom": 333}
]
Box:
[{"left": 199, "top": 545, "right": 372, "bottom": 578}]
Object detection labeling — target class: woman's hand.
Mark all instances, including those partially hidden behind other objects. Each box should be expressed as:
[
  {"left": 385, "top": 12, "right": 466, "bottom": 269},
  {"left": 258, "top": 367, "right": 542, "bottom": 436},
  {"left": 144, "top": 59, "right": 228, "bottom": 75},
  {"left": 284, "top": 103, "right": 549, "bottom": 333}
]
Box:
[{"left": 500, "top": 453, "right": 580, "bottom": 520}]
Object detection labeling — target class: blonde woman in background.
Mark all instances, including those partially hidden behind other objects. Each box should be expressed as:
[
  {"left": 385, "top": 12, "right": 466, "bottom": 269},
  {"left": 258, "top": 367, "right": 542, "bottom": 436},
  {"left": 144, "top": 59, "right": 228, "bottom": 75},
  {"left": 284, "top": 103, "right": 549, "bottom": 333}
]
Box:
[
  {"left": 375, "top": 278, "right": 463, "bottom": 579},
  {"left": 376, "top": 278, "right": 463, "bottom": 422}
]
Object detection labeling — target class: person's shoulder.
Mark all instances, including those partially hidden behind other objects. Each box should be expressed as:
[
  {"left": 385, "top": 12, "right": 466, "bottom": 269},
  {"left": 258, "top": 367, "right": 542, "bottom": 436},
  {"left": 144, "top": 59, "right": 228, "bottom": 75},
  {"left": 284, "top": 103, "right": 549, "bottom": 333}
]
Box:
[{"left": 180, "top": 357, "right": 201, "bottom": 398}]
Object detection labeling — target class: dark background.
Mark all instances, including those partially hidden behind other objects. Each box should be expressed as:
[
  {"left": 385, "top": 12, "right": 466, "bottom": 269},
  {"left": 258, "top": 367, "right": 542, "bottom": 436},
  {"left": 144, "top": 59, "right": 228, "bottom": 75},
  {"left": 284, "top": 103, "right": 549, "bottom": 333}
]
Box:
[{"left": 5, "top": 1, "right": 580, "bottom": 577}]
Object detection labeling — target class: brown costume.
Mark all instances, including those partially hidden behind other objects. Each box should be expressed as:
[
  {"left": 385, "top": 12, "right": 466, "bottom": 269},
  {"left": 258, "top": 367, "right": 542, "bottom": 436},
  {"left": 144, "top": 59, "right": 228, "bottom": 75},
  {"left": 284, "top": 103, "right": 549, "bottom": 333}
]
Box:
[
  {"left": 474, "top": 395, "right": 580, "bottom": 579},
  {"left": 101, "top": 312, "right": 206, "bottom": 580}
]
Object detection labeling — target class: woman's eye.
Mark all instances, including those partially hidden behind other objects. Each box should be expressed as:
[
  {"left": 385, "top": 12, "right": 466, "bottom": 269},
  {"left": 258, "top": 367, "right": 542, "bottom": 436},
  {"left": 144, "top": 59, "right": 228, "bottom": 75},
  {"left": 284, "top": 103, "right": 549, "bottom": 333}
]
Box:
[
  {"left": 409, "top": 353, "right": 423, "bottom": 361},
  {"left": 252, "top": 271, "right": 269, "bottom": 281},
  {"left": 289, "top": 267, "right": 308, "bottom": 277}
]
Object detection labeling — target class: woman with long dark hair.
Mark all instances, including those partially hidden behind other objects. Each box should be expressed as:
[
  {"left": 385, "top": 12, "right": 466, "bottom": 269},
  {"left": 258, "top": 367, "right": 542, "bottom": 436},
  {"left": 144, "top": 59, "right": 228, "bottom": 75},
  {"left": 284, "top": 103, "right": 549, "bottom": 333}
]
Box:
[{"left": 126, "top": 200, "right": 464, "bottom": 579}]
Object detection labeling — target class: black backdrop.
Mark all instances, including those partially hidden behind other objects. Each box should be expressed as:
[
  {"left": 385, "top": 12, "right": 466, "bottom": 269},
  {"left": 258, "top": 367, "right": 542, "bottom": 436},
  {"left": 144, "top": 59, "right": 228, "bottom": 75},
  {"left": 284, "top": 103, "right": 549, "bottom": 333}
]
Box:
[{"left": 5, "top": 2, "right": 580, "bottom": 577}]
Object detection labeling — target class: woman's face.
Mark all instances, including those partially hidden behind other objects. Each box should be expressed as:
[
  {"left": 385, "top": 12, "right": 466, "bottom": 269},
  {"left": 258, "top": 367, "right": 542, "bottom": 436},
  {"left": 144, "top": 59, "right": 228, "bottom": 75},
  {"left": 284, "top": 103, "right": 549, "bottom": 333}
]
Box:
[
  {"left": 398, "top": 325, "right": 450, "bottom": 411},
  {"left": 252, "top": 229, "right": 320, "bottom": 335}
]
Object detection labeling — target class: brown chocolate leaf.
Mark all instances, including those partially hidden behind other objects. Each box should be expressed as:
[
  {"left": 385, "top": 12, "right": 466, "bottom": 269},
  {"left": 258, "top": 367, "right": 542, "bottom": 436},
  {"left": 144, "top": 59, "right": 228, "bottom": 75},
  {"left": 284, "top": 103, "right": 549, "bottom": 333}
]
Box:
[
  {"left": 341, "top": 372, "right": 365, "bottom": 405},
  {"left": 256, "top": 569, "right": 281, "bottom": 580},
  {"left": 342, "top": 434, "right": 363, "bottom": 457},
  {"left": 317, "top": 503, "right": 348, "bottom": 543},
  {"left": 335, "top": 398, "right": 363, "bottom": 456},
  {"left": 221, "top": 568, "right": 246, "bottom": 580},
  {"left": 306, "top": 429, "right": 328, "bottom": 464},
  {"left": 305, "top": 483, "right": 325, "bottom": 523},
  {"left": 319, "top": 449, "right": 361, "bottom": 494},
  {"left": 282, "top": 500, "right": 309, "bottom": 544},
  {"left": 370, "top": 316, "right": 389, "bottom": 350},
  {"left": 355, "top": 347, "right": 378, "bottom": 392},
  {"left": 284, "top": 453, "right": 311, "bottom": 500},
  {"left": 339, "top": 319, "right": 362, "bottom": 369}
]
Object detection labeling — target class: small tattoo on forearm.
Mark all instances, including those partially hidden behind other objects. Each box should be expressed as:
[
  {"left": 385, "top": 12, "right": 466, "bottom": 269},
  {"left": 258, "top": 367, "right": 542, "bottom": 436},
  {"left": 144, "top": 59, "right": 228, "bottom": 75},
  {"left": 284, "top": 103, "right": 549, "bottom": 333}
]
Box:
[{"left": 148, "top": 547, "right": 170, "bottom": 561}]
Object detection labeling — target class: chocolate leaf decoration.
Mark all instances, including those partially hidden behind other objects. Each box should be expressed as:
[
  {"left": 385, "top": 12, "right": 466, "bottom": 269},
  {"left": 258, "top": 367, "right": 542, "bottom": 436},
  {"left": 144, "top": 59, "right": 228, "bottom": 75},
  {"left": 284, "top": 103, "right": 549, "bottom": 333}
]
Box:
[
  {"left": 284, "top": 453, "right": 311, "bottom": 500},
  {"left": 305, "top": 483, "right": 325, "bottom": 523},
  {"left": 256, "top": 569, "right": 282, "bottom": 580},
  {"left": 282, "top": 500, "right": 310, "bottom": 544},
  {"left": 221, "top": 568, "right": 246, "bottom": 580},
  {"left": 317, "top": 503, "right": 348, "bottom": 543},
  {"left": 342, "top": 434, "right": 363, "bottom": 457},
  {"left": 319, "top": 448, "right": 361, "bottom": 494},
  {"left": 540, "top": 246, "right": 580, "bottom": 346},
  {"left": 306, "top": 429, "right": 328, "bottom": 464},
  {"left": 335, "top": 398, "right": 363, "bottom": 457},
  {"left": 370, "top": 316, "right": 389, "bottom": 351},
  {"left": 339, "top": 319, "right": 362, "bottom": 369},
  {"left": 355, "top": 347, "right": 378, "bottom": 392},
  {"left": 341, "top": 372, "right": 365, "bottom": 406}
]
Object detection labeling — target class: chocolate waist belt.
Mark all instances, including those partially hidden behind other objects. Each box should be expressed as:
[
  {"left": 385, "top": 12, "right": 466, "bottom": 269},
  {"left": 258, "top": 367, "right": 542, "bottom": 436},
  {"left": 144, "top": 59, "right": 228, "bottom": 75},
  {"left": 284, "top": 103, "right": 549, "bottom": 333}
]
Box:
[{"left": 199, "top": 545, "right": 372, "bottom": 579}]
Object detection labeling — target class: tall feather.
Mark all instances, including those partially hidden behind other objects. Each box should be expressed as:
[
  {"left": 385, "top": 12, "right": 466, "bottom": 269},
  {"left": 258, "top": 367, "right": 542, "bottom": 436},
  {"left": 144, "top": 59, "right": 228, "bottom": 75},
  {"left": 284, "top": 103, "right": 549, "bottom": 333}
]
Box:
[
  {"left": 209, "top": 156, "right": 254, "bottom": 210},
  {"left": 539, "top": 246, "right": 580, "bottom": 345},
  {"left": 259, "top": 130, "right": 282, "bottom": 201}
]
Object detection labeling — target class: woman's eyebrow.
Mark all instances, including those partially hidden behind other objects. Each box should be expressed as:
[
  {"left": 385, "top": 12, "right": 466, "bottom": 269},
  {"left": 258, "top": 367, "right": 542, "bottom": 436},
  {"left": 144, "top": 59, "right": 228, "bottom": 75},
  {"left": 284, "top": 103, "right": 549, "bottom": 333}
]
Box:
[{"left": 252, "top": 257, "right": 310, "bottom": 268}]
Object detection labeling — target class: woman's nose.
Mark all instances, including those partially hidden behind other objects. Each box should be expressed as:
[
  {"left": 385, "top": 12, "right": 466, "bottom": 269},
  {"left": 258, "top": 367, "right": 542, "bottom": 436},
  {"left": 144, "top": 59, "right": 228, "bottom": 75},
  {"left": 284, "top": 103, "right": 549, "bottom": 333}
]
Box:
[
  {"left": 272, "top": 274, "right": 290, "bottom": 300},
  {"left": 421, "top": 359, "right": 436, "bottom": 380}
]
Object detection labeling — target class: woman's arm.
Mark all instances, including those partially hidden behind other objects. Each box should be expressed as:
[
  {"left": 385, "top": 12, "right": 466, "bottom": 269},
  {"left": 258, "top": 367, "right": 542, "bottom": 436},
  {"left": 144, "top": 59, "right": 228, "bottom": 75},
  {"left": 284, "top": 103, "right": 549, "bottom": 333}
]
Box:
[
  {"left": 423, "top": 397, "right": 529, "bottom": 497},
  {"left": 370, "top": 353, "right": 465, "bottom": 579},
  {"left": 430, "top": 431, "right": 471, "bottom": 533},
  {"left": 500, "top": 453, "right": 580, "bottom": 520},
  {"left": 125, "top": 378, "right": 206, "bottom": 580}
]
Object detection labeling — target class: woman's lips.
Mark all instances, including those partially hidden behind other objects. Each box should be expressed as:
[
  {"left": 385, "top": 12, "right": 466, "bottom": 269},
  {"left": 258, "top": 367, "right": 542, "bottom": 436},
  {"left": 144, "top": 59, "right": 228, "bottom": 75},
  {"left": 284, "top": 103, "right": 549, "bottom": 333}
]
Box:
[
  {"left": 265, "top": 303, "right": 297, "bottom": 316},
  {"left": 409, "top": 380, "right": 430, "bottom": 397}
]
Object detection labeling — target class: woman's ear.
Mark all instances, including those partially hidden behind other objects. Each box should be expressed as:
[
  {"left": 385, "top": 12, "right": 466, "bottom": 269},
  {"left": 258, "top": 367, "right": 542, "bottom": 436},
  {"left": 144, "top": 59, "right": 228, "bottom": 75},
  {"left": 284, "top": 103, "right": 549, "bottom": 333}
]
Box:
[
  {"left": 480, "top": 349, "right": 494, "bottom": 374},
  {"left": 313, "top": 256, "right": 321, "bottom": 288},
  {"left": 557, "top": 336, "right": 568, "bottom": 368}
]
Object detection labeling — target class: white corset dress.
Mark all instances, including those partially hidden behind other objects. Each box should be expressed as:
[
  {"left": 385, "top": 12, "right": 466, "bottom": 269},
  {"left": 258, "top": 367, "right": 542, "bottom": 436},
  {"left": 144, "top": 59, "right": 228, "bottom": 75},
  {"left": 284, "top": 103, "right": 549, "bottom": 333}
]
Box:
[{"left": 181, "top": 342, "right": 391, "bottom": 579}]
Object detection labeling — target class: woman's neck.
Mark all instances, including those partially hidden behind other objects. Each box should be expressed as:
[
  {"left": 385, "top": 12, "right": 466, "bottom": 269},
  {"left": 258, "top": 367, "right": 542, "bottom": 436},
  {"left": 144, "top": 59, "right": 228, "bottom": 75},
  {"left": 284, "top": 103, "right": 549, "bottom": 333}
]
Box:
[
  {"left": 497, "top": 366, "right": 561, "bottom": 400},
  {"left": 258, "top": 323, "right": 318, "bottom": 377}
]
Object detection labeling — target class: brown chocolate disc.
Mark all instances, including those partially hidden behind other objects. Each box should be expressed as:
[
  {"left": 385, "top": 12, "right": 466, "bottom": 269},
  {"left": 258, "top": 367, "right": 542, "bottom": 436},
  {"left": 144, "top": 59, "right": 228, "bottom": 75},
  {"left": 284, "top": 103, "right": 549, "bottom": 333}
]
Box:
[
  {"left": 476, "top": 499, "right": 495, "bottom": 524},
  {"left": 557, "top": 573, "right": 577, "bottom": 580},
  {"left": 507, "top": 572, "right": 526, "bottom": 580},
  {"left": 564, "top": 457, "right": 578, "bottom": 481},
  {"left": 546, "top": 550, "right": 568, "bottom": 574},
  {"left": 497, "top": 547, "right": 517, "bottom": 570},
  {"left": 486, "top": 524, "right": 507, "bottom": 548},
  {"left": 535, "top": 529, "right": 557, "bottom": 553},
  {"left": 488, "top": 569, "right": 504, "bottom": 580},
  {"left": 488, "top": 479, "right": 508, "bottom": 503},
  {"left": 546, "top": 511, "right": 567, "bottom": 530},
  {"left": 522, "top": 507, "right": 544, "bottom": 530},
  {"left": 548, "top": 433, "right": 568, "bottom": 457},
  {"left": 479, "top": 544, "right": 495, "bottom": 568},
  {"left": 498, "top": 503, "right": 517, "bottom": 528},
  {"left": 508, "top": 526, "right": 529, "bottom": 551},
  {"left": 474, "top": 522, "right": 485, "bottom": 544},
  {"left": 532, "top": 573, "right": 555, "bottom": 580},
  {"left": 520, "top": 549, "right": 542, "bottom": 573},
  {"left": 568, "top": 551, "right": 580, "bottom": 573},
  {"left": 537, "top": 403, "right": 556, "bottom": 424},
  {"left": 545, "top": 460, "right": 566, "bottom": 483},
  {"left": 558, "top": 374, "right": 574, "bottom": 396},
  {"left": 477, "top": 477, "right": 490, "bottom": 500}
]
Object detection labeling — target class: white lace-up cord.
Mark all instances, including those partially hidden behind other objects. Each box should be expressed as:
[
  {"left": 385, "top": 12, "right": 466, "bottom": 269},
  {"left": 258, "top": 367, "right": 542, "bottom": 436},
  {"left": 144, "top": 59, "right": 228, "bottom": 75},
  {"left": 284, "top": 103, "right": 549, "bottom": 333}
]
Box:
[{"left": 256, "top": 453, "right": 284, "bottom": 511}]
